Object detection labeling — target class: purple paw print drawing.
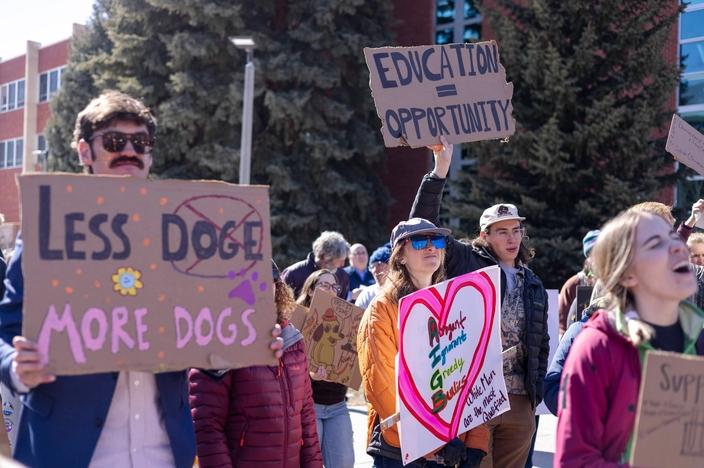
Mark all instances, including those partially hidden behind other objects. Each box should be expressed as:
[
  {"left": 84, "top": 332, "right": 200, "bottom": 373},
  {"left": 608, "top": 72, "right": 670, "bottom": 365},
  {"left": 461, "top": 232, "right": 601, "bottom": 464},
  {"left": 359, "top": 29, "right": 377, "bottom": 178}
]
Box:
[{"left": 227, "top": 269, "right": 268, "bottom": 305}]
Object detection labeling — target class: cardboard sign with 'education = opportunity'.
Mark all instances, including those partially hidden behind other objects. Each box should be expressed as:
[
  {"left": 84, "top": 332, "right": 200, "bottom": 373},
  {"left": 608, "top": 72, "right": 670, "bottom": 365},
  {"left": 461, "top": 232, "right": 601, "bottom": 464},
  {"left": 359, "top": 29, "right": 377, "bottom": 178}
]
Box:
[{"left": 364, "top": 41, "right": 515, "bottom": 148}]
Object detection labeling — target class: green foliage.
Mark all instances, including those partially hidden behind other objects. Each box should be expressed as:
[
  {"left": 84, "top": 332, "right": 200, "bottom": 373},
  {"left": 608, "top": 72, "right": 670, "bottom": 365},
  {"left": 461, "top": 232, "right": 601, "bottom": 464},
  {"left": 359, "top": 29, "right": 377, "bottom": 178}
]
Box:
[
  {"left": 46, "top": 0, "right": 394, "bottom": 265},
  {"left": 47, "top": 0, "right": 115, "bottom": 173},
  {"left": 449, "top": 0, "right": 683, "bottom": 288}
]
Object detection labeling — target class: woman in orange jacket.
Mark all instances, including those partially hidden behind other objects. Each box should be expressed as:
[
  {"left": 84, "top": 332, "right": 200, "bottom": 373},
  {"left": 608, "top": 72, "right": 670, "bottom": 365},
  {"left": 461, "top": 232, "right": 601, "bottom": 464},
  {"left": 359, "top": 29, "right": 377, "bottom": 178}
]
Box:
[{"left": 357, "top": 218, "right": 489, "bottom": 468}]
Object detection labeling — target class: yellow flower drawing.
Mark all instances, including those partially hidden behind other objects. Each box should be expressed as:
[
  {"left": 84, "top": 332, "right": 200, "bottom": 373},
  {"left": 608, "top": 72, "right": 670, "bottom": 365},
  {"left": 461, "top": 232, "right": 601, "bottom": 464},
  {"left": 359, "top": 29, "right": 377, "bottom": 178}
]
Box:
[{"left": 112, "top": 267, "right": 143, "bottom": 296}]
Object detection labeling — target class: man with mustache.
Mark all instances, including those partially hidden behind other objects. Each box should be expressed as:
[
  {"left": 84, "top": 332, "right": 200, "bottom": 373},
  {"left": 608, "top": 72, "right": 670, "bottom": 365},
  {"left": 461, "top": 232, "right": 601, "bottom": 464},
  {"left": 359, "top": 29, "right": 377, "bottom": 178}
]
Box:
[{"left": 0, "top": 91, "right": 283, "bottom": 468}]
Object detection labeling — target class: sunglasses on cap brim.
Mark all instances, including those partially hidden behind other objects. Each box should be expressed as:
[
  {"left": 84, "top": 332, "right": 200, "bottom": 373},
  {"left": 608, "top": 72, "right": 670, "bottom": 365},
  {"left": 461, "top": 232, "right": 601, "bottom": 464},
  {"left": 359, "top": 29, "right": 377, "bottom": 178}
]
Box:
[
  {"left": 405, "top": 235, "right": 447, "bottom": 250},
  {"left": 91, "top": 131, "right": 154, "bottom": 154}
]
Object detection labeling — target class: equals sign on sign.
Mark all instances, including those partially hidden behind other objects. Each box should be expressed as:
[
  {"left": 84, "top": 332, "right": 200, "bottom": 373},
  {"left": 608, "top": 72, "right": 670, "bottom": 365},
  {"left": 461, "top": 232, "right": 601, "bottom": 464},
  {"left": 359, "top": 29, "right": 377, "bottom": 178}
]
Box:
[{"left": 436, "top": 84, "right": 457, "bottom": 98}]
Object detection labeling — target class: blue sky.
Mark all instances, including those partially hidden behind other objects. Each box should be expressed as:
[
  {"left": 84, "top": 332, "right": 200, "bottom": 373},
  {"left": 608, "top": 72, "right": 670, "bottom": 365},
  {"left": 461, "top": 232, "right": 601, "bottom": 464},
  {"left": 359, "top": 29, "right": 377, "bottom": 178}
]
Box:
[{"left": 0, "top": 0, "right": 95, "bottom": 60}]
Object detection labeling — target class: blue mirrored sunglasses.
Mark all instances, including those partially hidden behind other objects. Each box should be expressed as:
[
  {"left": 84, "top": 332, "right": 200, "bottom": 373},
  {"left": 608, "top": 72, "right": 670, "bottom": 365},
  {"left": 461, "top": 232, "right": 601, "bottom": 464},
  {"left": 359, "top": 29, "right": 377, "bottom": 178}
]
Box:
[{"left": 406, "top": 235, "right": 447, "bottom": 250}]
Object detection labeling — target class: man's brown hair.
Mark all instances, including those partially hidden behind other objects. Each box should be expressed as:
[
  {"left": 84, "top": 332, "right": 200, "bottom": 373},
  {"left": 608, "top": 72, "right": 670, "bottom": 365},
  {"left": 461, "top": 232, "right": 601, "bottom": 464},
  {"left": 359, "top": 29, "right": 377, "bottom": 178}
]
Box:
[{"left": 71, "top": 90, "right": 157, "bottom": 149}]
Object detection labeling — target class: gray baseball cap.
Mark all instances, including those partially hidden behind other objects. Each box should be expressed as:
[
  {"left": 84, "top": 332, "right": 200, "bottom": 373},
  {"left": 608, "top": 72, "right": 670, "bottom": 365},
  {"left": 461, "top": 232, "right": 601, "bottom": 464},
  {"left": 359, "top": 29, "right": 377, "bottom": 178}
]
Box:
[{"left": 390, "top": 218, "right": 451, "bottom": 247}]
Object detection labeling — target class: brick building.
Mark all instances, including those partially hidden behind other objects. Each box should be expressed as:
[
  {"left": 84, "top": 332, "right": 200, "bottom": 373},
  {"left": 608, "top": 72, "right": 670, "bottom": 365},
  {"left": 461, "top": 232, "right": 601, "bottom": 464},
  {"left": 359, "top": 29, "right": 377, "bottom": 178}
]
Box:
[{"left": 0, "top": 25, "right": 82, "bottom": 232}]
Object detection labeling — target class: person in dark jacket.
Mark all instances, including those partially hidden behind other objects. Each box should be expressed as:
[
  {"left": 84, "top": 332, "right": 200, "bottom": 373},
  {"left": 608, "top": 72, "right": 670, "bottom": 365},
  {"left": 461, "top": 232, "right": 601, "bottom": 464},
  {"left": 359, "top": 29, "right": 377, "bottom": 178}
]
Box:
[
  {"left": 0, "top": 251, "right": 5, "bottom": 301},
  {"left": 409, "top": 138, "right": 549, "bottom": 468},
  {"left": 0, "top": 91, "right": 285, "bottom": 468},
  {"left": 542, "top": 304, "right": 599, "bottom": 416},
  {"left": 557, "top": 230, "right": 599, "bottom": 334},
  {"left": 556, "top": 209, "right": 704, "bottom": 466},
  {"left": 0, "top": 91, "right": 197, "bottom": 468},
  {"left": 282, "top": 231, "right": 350, "bottom": 300},
  {"left": 189, "top": 265, "right": 322, "bottom": 468}
]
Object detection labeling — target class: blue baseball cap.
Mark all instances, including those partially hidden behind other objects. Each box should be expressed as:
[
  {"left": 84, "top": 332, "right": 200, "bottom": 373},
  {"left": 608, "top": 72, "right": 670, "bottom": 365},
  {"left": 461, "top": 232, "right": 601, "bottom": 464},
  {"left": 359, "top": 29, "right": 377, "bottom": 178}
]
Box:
[
  {"left": 369, "top": 244, "right": 391, "bottom": 265},
  {"left": 583, "top": 230, "right": 600, "bottom": 258}
]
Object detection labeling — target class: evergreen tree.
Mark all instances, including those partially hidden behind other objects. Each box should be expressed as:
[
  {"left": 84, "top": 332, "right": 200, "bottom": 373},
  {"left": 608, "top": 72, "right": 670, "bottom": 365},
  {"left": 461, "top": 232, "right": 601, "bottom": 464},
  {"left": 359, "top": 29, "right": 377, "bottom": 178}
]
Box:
[
  {"left": 251, "top": 1, "right": 395, "bottom": 262},
  {"left": 47, "top": 0, "right": 115, "bottom": 172},
  {"left": 449, "top": 0, "right": 683, "bottom": 288},
  {"left": 46, "top": 0, "right": 394, "bottom": 265}
]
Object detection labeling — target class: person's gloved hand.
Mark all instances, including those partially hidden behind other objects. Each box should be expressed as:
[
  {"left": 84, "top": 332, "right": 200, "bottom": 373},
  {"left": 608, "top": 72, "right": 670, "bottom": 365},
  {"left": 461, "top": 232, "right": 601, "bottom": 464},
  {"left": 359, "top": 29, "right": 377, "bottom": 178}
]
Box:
[
  {"left": 437, "top": 438, "right": 466, "bottom": 466},
  {"left": 459, "top": 448, "right": 485, "bottom": 468}
]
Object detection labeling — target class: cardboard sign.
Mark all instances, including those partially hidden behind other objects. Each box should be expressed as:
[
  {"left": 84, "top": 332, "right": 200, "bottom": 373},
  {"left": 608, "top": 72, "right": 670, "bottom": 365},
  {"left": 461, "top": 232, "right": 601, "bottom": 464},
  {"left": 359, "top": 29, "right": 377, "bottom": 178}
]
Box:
[
  {"left": 301, "top": 289, "right": 363, "bottom": 390},
  {"left": 397, "top": 266, "right": 509, "bottom": 465},
  {"left": 666, "top": 114, "right": 704, "bottom": 176},
  {"left": 536, "top": 289, "right": 559, "bottom": 416},
  {"left": 19, "top": 174, "right": 277, "bottom": 375},
  {"left": 289, "top": 303, "right": 309, "bottom": 331},
  {"left": 363, "top": 41, "right": 515, "bottom": 148},
  {"left": 630, "top": 351, "right": 704, "bottom": 467}
]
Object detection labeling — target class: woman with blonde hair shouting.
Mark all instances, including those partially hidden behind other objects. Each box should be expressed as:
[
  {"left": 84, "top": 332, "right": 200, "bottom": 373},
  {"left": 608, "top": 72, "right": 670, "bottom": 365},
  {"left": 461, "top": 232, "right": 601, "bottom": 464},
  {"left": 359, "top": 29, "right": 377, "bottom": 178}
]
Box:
[{"left": 556, "top": 209, "right": 704, "bottom": 466}]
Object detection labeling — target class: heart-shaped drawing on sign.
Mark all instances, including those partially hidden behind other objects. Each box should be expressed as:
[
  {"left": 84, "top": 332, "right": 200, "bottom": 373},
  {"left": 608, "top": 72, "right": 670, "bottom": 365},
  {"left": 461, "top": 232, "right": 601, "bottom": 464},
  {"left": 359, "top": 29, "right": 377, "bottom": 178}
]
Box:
[{"left": 398, "top": 271, "right": 496, "bottom": 442}]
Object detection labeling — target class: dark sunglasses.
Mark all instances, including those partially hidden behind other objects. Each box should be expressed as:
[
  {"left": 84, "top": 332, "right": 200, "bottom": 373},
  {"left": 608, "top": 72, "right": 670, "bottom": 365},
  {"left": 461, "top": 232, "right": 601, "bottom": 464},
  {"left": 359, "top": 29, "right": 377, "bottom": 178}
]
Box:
[
  {"left": 92, "top": 131, "right": 154, "bottom": 154},
  {"left": 406, "top": 235, "right": 447, "bottom": 250}
]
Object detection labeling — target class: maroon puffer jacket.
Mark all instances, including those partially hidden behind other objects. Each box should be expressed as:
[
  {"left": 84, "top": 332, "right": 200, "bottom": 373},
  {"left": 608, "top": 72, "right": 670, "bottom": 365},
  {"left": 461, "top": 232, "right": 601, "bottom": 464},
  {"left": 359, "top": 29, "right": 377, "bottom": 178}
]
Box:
[{"left": 189, "top": 329, "right": 322, "bottom": 468}]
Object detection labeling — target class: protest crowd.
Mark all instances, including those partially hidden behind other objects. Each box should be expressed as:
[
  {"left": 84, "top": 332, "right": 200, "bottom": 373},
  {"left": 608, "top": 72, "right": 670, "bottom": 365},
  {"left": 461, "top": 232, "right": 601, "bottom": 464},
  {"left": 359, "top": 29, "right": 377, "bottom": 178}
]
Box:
[{"left": 3, "top": 44, "right": 704, "bottom": 468}]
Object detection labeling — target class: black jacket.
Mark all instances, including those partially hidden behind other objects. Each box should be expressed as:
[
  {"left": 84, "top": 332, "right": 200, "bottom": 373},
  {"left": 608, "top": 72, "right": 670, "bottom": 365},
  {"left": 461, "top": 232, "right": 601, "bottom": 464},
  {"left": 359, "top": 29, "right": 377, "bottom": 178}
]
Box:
[
  {"left": 281, "top": 252, "right": 350, "bottom": 300},
  {"left": 410, "top": 173, "right": 550, "bottom": 407}
]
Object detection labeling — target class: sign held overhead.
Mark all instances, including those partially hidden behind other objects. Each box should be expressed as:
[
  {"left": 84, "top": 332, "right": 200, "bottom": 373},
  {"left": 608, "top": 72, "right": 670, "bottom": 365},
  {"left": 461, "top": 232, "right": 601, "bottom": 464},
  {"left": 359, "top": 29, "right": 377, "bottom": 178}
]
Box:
[
  {"left": 666, "top": 114, "right": 704, "bottom": 176},
  {"left": 364, "top": 41, "right": 515, "bottom": 148}
]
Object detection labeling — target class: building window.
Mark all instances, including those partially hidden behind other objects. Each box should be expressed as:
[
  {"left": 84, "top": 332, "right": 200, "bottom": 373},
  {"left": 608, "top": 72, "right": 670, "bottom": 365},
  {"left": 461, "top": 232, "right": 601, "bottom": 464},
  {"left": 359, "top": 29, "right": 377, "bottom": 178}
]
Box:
[
  {"left": 435, "top": 0, "right": 481, "bottom": 45},
  {"left": 37, "top": 134, "right": 47, "bottom": 152},
  {"left": 680, "top": 3, "right": 704, "bottom": 108},
  {"left": 0, "top": 138, "right": 24, "bottom": 169},
  {"left": 0, "top": 79, "right": 26, "bottom": 113},
  {"left": 435, "top": 0, "right": 482, "bottom": 204},
  {"left": 38, "top": 67, "right": 65, "bottom": 102},
  {"left": 677, "top": 2, "right": 704, "bottom": 210}
]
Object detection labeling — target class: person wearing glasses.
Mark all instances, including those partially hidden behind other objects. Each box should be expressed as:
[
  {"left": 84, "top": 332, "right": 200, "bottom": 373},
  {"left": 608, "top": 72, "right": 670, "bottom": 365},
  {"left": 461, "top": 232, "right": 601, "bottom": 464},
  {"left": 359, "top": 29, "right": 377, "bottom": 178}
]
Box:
[
  {"left": 296, "top": 269, "right": 355, "bottom": 468},
  {"left": 358, "top": 218, "right": 489, "bottom": 468},
  {"left": 354, "top": 243, "right": 391, "bottom": 311},
  {"left": 0, "top": 91, "right": 284, "bottom": 468},
  {"left": 409, "top": 139, "right": 549, "bottom": 468}
]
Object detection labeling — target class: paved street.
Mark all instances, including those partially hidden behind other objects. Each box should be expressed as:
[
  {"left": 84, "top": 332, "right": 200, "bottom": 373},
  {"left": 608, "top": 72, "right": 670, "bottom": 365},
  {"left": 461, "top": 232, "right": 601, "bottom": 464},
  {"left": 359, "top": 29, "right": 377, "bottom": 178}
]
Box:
[{"left": 350, "top": 406, "right": 556, "bottom": 467}]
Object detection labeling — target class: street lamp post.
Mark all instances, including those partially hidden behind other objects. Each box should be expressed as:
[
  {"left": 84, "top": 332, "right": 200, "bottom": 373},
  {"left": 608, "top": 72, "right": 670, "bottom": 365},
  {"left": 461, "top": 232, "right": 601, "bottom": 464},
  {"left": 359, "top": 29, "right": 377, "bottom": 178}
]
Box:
[
  {"left": 31, "top": 149, "right": 48, "bottom": 172},
  {"left": 230, "top": 36, "right": 256, "bottom": 185}
]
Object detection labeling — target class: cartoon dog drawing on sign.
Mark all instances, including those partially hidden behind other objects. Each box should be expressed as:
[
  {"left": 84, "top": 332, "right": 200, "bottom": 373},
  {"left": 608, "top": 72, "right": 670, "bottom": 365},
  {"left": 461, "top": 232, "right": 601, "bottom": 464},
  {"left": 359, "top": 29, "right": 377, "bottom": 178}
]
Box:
[{"left": 312, "top": 308, "right": 345, "bottom": 378}]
